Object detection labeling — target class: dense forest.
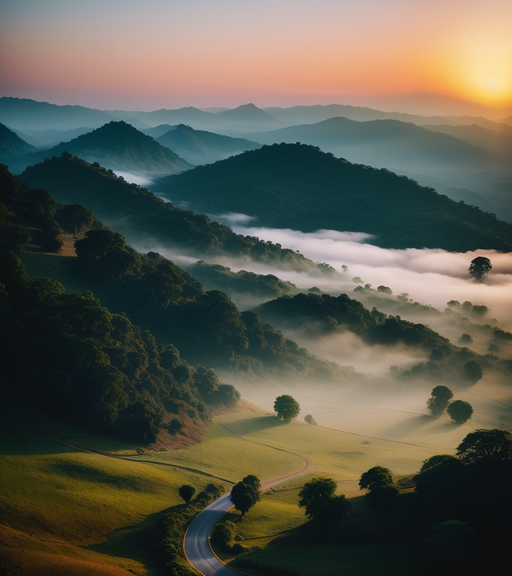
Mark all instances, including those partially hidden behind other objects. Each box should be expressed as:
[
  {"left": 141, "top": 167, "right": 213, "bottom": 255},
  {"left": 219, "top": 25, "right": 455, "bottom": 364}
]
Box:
[
  {"left": 18, "top": 152, "right": 328, "bottom": 272},
  {"left": 153, "top": 143, "right": 512, "bottom": 251},
  {"left": 255, "top": 291, "right": 497, "bottom": 385},
  {"left": 0, "top": 163, "right": 239, "bottom": 444}
]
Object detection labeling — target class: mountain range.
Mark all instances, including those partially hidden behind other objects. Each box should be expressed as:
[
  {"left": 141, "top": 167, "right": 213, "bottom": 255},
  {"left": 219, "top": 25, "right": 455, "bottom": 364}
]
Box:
[
  {"left": 2, "top": 97, "right": 512, "bottom": 221},
  {"left": 5, "top": 121, "right": 192, "bottom": 175},
  {"left": 152, "top": 142, "right": 512, "bottom": 252}
]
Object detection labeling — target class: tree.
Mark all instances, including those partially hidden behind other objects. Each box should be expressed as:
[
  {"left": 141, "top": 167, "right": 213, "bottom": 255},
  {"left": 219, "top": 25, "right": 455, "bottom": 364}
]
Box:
[
  {"left": 242, "top": 474, "right": 261, "bottom": 491},
  {"left": 359, "top": 466, "right": 397, "bottom": 509},
  {"left": 456, "top": 429, "right": 512, "bottom": 464},
  {"left": 468, "top": 256, "right": 492, "bottom": 280},
  {"left": 298, "top": 477, "right": 337, "bottom": 521},
  {"left": 304, "top": 414, "right": 317, "bottom": 425},
  {"left": 230, "top": 480, "right": 260, "bottom": 517},
  {"left": 427, "top": 385, "right": 453, "bottom": 416},
  {"left": 463, "top": 360, "right": 483, "bottom": 384},
  {"left": 178, "top": 484, "right": 195, "bottom": 504},
  {"left": 447, "top": 400, "right": 473, "bottom": 424},
  {"left": 359, "top": 466, "right": 393, "bottom": 490},
  {"left": 274, "top": 394, "right": 300, "bottom": 421}
]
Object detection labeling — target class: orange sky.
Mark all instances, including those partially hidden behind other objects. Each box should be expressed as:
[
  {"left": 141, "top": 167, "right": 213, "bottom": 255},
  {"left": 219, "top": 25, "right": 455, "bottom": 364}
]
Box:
[{"left": 1, "top": 0, "right": 511, "bottom": 115}]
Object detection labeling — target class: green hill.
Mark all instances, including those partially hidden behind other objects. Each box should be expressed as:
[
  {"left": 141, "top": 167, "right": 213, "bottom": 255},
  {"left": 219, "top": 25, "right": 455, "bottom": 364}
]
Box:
[
  {"left": 18, "top": 153, "right": 326, "bottom": 271},
  {"left": 152, "top": 143, "right": 512, "bottom": 251}
]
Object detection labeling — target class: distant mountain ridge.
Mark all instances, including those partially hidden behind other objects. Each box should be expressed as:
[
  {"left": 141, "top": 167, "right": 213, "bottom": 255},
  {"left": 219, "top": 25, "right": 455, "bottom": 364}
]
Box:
[
  {"left": 6, "top": 121, "right": 192, "bottom": 175},
  {"left": 0, "top": 97, "right": 118, "bottom": 131},
  {"left": 155, "top": 124, "right": 261, "bottom": 165},
  {"left": 152, "top": 143, "right": 512, "bottom": 252}
]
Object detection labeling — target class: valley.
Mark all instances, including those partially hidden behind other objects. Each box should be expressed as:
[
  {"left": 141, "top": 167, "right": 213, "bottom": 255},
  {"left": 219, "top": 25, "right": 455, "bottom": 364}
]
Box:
[{"left": 1, "top": 96, "right": 511, "bottom": 576}]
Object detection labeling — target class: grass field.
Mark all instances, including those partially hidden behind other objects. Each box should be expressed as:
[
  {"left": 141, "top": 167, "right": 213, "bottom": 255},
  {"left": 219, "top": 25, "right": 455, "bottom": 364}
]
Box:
[{"left": 0, "top": 410, "right": 213, "bottom": 576}]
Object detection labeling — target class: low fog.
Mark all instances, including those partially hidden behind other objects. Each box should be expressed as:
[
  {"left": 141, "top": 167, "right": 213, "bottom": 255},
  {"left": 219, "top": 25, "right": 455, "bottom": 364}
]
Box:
[
  {"left": 129, "top": 222, "right": 512, "bottom": 451},
  {"left": 231, "top": 226, "right": 512, "bottom": 326}
]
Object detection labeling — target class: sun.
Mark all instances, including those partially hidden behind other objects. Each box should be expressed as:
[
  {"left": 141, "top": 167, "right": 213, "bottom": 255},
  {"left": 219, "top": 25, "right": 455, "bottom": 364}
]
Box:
[{"left": 453, "top": 39, "right": 512, "bottom": 107}]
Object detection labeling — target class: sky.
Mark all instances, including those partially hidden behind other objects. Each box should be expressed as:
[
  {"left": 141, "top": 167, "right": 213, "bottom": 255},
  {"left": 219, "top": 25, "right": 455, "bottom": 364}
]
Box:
[{"left": 1, "top": 0, "right": 512, "bottom": 115}]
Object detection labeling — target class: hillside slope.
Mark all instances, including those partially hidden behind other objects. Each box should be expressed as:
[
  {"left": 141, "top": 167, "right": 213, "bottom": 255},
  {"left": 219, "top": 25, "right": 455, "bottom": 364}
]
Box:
[
  {"left": 18, "top": 153, "right": 326, "bottom": 271},
  {"left": 152, "top": 143, "right": 512, "bottom": 252}
]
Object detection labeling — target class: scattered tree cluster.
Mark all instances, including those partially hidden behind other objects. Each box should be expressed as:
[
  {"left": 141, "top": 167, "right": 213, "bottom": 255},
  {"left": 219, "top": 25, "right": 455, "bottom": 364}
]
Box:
[{"left": 427, "top": 386, "right": 474, "bottom": 423}]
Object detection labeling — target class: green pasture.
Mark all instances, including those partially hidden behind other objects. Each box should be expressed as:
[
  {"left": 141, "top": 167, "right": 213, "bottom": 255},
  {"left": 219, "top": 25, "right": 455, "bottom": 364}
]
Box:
[
  {"left": 147, "top": 409, "right": 442, "bottom": 490},
  {"left": 0, "top": 414, "right": 213, "bottom": 575}
]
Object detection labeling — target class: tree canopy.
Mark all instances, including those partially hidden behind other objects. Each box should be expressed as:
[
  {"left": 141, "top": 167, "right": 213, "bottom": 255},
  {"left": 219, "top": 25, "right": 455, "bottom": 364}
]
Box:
[
  {"left": 468, "top": 256, "right": 492, "bottom": 280},
  {"left": 456, "top": 429, "right": 512, "bottom": 464},
  {"left": 427, "top": 385, "right": 453, "bottom": 416},
  {"left": 230, "top": 479, "right": 261, "bottom": 517},
  {"left": 447, "top": 400, "right": 473, "bottom": 424},
  {"left": 298, "top": 476, "right": 352, "bottom": 526},
  {"left": 274, "top": 394, "right": 301, "bottom": 421}
]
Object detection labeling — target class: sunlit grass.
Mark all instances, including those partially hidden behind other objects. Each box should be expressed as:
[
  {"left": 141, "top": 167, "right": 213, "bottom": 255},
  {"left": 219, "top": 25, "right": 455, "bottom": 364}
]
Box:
[{"left": 0, "top": 414, "right": 212, "bottom": 575}]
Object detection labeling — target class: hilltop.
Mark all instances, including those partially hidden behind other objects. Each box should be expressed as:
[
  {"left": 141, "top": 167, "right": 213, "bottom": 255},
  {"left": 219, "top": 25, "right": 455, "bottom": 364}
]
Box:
[
  {"left": 152, "top": 143, "right": 512, "bottom": 252},
  {"left": 155, "top": 124, "right": 261, "bottom": 165},
  {"left": 6, "top": 121, "right": 193, "bottom": 175}
]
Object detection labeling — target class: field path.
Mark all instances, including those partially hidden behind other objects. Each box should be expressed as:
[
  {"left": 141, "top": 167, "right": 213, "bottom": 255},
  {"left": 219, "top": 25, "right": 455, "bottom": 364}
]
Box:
[{"left": 184, "top": 451, "right": 309, "bottom": 576}]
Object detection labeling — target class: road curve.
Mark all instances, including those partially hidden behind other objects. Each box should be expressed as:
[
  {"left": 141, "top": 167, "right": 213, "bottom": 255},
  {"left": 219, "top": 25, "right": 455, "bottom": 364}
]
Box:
[{"left": 184, "top": 454, "right": 309, "bottom": 576}]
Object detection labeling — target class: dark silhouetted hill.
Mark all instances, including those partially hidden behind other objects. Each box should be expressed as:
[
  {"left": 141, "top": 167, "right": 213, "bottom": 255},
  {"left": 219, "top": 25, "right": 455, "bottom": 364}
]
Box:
[
  {"left": 18, "top": 153, "right": 326, "bottom": 271},
  {"left": 152, "top": 143, "right": 512, "bottom": 252}
]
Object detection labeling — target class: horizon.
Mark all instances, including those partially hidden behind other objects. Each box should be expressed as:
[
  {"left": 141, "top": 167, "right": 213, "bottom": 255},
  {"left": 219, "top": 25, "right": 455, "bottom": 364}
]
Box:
[{"left": 1, "top": 0, "right": 511, "bottom": 118}]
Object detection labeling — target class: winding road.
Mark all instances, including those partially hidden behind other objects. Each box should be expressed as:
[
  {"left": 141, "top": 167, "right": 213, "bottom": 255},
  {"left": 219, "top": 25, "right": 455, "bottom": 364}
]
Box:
[{"left": 184, "top": 454, "right": 309, "bottom": 576}]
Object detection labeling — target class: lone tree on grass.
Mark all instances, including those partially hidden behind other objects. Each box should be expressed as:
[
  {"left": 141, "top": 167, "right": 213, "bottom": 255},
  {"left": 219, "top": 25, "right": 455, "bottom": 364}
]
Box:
[
  {"left": 274, "top": 394, "right": 300, "bottom": 421},
  {"left": 427, "top": 385, "right": 454, "bottom": 416},
  {"left": 447, "top": 400, "right": 473, "bottom": 424},
  {"left": 468, "top": 256, "right": 492, "bottom": 280},
  {"left": 298, "top": 476, "right": 351, "bottom": 526},
  {"left": 230, "top": 475, "right": 261, "bottom": 517},
  {"left": 178, "top": 484, "right": 195, "bottom": 504}
]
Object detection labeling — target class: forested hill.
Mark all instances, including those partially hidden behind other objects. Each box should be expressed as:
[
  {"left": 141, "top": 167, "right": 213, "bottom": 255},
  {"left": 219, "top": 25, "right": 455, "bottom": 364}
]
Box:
[
  {"left": 0, "top": 163, "right": 239, "bottom": 445},
  {"left": 7, "top": 121, "right": 193, "bottom": 175},
  {"left": 18, "top": 153, "right": 327, "bottom": 272},
  {"left": 152, "top": 143, "right": 512, "bottom": 252}
]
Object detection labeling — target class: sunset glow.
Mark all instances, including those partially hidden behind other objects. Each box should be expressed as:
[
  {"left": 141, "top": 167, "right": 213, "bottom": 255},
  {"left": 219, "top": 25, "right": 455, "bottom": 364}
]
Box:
[{"left": 1, "top": 0, "right": 511, "bottom": 115}]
